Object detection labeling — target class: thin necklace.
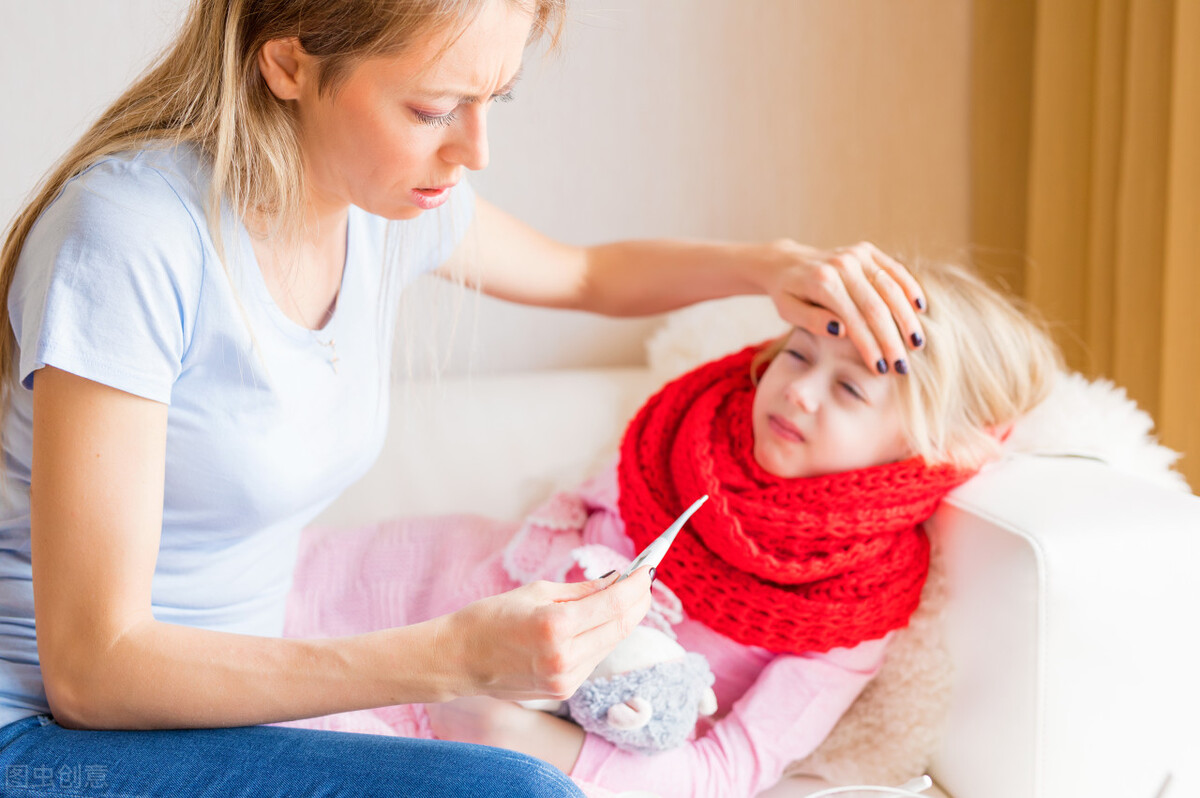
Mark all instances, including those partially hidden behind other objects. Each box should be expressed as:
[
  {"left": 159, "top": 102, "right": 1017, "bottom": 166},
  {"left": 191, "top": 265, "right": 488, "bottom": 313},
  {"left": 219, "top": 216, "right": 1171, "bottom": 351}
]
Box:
[
  {"left": 309, "top": 303, "right": 340, "bottom": 375},
  {"left": 254, "top": 223, "right": 345, "bottom": 376}
]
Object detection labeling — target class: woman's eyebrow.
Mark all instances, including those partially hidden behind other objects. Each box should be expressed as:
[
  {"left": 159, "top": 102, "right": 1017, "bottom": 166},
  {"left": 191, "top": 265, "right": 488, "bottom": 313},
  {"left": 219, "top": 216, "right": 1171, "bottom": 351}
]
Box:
[{"left": 420, "top": 67, "right": 524, "bottom": 105}]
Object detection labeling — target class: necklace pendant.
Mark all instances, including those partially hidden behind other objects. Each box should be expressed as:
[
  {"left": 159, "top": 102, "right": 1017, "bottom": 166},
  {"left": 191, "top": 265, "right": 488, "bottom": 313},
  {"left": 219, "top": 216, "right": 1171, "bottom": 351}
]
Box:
[{"left": 316, "top": 336, "right": 339, "bottom": 375}]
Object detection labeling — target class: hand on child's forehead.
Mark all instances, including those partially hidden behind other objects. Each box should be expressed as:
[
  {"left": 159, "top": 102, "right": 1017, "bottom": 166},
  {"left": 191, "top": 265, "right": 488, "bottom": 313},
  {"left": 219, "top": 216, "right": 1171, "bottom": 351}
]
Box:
[{"left": 789, "top": 328, "right": 881, "bottom": 378}]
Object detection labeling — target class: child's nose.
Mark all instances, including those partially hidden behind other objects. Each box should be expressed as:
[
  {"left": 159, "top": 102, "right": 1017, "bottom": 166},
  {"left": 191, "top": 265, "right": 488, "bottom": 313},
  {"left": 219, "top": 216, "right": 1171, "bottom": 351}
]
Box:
[{"left": 785, "top": 379, "right": 819, "bottom": 413}]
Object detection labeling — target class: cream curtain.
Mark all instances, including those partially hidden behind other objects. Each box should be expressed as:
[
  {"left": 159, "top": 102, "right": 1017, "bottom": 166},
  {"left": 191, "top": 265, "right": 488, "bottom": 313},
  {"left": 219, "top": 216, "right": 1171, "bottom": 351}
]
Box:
[{"left": 971, "top": 0, "right": 1199, "bottom": 491}]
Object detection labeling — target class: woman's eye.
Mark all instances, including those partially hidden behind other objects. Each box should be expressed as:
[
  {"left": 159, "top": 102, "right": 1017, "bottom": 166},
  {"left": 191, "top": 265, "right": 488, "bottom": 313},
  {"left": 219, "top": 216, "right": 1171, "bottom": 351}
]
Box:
[
  {"left": 412, "top": 108, "right": 457, "bottom": 128},
  {"left": 841, "top": 382, "right": 866, "bottom": 401},
  {"left": 785, "top": 349, "right": 808, "bottom": 364}
]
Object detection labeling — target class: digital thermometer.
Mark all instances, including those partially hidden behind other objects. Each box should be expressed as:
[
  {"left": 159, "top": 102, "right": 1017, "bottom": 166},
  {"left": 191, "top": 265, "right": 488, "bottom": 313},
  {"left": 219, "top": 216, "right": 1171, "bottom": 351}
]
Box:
[{"left": 617, "top": 495, "right": 709, "bottom": 581}]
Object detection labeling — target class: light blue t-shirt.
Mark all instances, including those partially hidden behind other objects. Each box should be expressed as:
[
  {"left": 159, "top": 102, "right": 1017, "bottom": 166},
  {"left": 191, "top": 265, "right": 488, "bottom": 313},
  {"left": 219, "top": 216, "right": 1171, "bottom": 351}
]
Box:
[{"left": 0, "top": 144, "right": 474, "bottom": 726}]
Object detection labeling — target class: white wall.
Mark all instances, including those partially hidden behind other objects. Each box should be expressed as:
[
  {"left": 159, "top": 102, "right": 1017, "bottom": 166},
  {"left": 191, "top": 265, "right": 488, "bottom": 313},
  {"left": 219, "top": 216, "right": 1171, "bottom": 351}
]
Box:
[
  {"left": 0, "top": 1, "right": 188, "bottom": 222},
  {"left": 1, "top": 0, "right": 970, "bottom": 375}
]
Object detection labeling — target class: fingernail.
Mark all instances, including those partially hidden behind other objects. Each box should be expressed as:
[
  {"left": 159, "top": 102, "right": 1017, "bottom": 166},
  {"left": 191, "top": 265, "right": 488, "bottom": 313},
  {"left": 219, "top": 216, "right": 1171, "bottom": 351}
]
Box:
[
  {"left": 915, "top": 297, "right": 926, "bottom": 311},
  {"left": 826, "top": 320, "right": 840, "bottom": 336},
  {"left": 648, "top": 567, "right": 657, "bottom": 586},
  {"left": 895, "top": 359, "right": 909, "bottom": 375},
  {"left": 600, "top": 570, "right": 617, "bottom": 579},
  {"left": 875, "top": 359, "right": 889, "bottom": 374},
  {"left": 910, "top": 331, "right": 924, "bottom": 348}
]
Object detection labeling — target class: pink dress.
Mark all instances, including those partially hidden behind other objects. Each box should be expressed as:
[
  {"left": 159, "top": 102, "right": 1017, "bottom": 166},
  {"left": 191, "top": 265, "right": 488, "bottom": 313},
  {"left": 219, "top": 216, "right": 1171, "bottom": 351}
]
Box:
[{"left": 281, "top": 463, "right": 888, "bottom": 798}]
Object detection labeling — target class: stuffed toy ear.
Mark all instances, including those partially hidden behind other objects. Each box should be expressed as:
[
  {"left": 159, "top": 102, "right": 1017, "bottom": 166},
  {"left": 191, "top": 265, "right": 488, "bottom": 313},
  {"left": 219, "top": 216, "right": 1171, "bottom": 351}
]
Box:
[{"left": 606, "top": 696, "right": 653, "bottom": 730}]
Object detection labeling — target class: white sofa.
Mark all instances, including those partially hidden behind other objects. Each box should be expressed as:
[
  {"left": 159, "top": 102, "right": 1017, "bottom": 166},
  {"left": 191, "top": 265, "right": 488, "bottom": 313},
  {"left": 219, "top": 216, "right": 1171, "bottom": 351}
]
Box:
[{"left": 317, "top": 367, "right": 1200, "bottom": 798}]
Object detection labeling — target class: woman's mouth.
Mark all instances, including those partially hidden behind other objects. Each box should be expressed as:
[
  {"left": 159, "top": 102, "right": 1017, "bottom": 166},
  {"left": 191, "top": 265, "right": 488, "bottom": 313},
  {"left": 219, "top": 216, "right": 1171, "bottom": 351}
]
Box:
[
  {"left": 411, "top": 185, "right": 454, "bottom": 210},
  {"left": 768, "top": 414, "right": 806, "bottom": 443}
]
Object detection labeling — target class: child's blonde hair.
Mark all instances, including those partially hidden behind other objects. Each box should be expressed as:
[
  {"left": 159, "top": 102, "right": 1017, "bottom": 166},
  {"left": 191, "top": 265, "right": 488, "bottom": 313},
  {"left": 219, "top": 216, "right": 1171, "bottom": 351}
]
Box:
[{"left": 757, "top": 259, "right": 1063, "bottom": 471}]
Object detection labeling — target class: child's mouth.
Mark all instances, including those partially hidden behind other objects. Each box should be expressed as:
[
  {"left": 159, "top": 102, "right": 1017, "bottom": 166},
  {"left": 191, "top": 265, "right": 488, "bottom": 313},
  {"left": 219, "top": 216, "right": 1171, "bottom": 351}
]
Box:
[{"left": 768, "top": 414, "right": 806, "bottom": 443}]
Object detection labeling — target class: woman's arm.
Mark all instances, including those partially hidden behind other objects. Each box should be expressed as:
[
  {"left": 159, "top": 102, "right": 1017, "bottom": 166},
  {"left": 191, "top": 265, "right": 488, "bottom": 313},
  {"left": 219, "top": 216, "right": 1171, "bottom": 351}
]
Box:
[
  {"left": 31, "top": 367, "right": 653, "bottom": 730},
  {"left": 436, "top": 198, "right": 926, "bottom": 373}
]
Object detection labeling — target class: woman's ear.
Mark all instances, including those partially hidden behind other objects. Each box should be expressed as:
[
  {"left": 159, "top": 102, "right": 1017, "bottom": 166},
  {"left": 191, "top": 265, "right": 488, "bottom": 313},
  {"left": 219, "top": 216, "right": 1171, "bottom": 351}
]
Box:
[{"left": 257, "top": 37, "right": 311, "bottom": 101}]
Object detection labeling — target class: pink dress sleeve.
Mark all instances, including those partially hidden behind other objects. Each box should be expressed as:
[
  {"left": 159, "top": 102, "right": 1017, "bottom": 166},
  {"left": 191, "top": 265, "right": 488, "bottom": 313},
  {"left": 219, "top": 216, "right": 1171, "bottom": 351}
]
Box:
[{"left": 570, "top": 636, "right": 889, "bottom": 798}]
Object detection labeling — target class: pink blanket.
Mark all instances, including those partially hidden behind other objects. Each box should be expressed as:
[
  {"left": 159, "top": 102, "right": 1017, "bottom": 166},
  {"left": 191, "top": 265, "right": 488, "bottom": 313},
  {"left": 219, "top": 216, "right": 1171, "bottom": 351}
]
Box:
[
  {"left": 277, "top": 512, "right": 521, "bottom": 738},
  {"left": 279, "top": 467, "right": 886, "bottom": 798}
]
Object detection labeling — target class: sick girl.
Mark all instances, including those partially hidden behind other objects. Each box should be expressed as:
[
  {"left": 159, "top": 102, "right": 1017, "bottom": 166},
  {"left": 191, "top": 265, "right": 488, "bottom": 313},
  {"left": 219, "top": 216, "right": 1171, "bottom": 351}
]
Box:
[{"left": 399, "top": 258, "right": 1062, "bottom": 797}]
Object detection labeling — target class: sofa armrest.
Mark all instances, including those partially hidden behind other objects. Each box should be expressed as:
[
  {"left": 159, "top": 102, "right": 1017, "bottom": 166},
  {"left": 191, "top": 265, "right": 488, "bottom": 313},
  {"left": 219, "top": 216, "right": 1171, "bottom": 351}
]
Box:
[{"left": 928, "top": 454, "right": 1198, "bottom": 798}]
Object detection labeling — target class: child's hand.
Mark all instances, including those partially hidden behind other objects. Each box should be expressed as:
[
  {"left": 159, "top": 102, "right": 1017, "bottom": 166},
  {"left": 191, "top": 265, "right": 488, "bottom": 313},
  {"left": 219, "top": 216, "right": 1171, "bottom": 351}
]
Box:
[
  {"left": 427, "top": 696, "right": 586, "bottom": 773},
  {"left": 436, "top": 567, "right": 654, "bottom": 703},
  {"left": 425, "top": 695, "right": 521, "bottom": 746}
]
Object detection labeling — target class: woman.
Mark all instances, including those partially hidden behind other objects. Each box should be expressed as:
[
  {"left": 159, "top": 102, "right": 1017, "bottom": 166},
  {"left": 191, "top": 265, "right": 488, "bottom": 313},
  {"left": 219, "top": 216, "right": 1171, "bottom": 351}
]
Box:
[{"left": 0, "top": 1, "right": 926, "bottom": 795}]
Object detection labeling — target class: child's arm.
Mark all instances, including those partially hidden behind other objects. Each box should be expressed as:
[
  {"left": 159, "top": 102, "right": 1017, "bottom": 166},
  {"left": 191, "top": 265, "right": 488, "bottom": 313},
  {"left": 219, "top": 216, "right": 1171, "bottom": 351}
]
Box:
[
  {"left": 567, "top": 641, "right": 886, "bottom": 798},
  {"left": 429, "top": 638, "right": 886, "bottom": 798}
]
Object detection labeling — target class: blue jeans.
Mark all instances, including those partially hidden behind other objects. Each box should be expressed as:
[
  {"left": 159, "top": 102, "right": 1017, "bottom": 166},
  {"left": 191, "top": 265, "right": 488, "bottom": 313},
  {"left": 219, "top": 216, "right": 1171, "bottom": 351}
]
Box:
[{"left": 0, "top": 713, "right": 584, "bottom": 797}]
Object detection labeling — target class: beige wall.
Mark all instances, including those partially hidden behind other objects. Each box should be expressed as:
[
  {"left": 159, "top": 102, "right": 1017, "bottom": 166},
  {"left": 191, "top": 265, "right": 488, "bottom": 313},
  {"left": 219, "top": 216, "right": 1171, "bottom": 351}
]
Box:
[
  {"left": 430, "top": 0, "right": 973, "bottom": 373},
  {"left": 0, "top": 0, "right": 972, "bottom": 374}
]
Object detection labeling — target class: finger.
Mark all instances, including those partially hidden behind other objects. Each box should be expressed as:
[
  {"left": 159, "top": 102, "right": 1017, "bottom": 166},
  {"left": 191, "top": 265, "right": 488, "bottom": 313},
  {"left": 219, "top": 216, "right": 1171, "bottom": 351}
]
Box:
[
  {"left": 845, "top": 266, "right": 910, "bottom": 375},
  {"left": 537, "top": 571, "right": 620, "bottom": 604},
  {"left": 559, "top": 566, "right": 653, "bottom": 637},
  {"left": 861, "top": 243, "right": 927, "bottom": 314},
  {"left": 769, "top": 293, "right": 847, "bottom": 340},
  {"left": 866, "top": 264, "right": 925, "bottom": 353},
  {"left": 790, "top": 261, "right": 888, "bottom": 373},
  {"left": 568, "top": 585, "right": 653, "bottom": 669}
]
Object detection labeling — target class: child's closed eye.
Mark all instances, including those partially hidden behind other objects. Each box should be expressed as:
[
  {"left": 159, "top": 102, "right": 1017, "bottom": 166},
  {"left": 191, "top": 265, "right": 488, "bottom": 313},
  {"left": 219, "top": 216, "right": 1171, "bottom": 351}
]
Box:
[{"left": 841, "top": 382, "right": 866, "bottom": 401}]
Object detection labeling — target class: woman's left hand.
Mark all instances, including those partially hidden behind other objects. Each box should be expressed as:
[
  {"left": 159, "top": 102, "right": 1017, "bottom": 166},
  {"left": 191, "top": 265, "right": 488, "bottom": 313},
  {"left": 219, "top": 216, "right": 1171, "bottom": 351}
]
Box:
[
  {"left": 426, "top": 696, "right": 586, "bottom": 772},
  {"left": 758, "top": 239, "right": 927, "bottom": 375}
]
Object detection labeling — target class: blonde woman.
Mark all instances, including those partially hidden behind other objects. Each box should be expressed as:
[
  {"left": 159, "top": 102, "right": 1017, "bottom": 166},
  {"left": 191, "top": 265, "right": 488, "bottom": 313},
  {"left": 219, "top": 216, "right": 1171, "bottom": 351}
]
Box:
[{"left": 0, "top": 1, "right": 926, "bottom": 794}]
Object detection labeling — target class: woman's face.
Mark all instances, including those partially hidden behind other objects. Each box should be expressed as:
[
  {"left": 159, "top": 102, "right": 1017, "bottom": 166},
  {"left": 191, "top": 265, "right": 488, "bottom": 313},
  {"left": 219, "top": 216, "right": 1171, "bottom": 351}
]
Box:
[
  {"left": 751, "top": 328, "right": 912, "bottom": 479},
  {"left": 281, "top": 0, "right": 533, "bottom": 220}
]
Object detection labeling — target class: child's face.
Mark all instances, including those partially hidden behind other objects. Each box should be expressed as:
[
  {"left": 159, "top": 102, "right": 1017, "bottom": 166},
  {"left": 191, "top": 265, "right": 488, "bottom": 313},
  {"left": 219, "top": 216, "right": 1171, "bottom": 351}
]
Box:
[{"left": 751, "top": 329, "right": 912, "bottom": 479}]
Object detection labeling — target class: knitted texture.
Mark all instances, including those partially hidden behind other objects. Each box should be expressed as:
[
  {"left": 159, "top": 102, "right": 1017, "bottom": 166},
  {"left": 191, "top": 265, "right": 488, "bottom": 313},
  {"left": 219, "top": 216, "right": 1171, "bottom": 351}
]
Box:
[{"left": 618, "top": 344, "right": 973, "bottom": 655}]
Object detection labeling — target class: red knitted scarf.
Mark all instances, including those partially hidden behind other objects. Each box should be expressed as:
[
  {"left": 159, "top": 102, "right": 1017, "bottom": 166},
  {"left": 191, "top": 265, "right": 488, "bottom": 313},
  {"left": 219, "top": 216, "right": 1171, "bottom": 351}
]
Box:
[{"left": 618, "top": 344, "right": 974, "bottom": 655}]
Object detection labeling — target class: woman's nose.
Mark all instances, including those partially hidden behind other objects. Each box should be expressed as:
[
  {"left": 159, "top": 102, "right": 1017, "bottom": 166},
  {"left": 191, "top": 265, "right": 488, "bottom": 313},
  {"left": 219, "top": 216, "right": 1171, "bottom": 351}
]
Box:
[{"left": 441, "top": 109, "right": 489, "bottom": 171}]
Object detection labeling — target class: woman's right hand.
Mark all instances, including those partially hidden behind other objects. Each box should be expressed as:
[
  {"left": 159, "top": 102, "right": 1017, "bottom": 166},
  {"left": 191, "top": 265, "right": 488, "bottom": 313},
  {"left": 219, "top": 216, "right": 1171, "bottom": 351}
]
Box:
[{"left": 438, "top": 568, "right": 654, "bottom": 701}]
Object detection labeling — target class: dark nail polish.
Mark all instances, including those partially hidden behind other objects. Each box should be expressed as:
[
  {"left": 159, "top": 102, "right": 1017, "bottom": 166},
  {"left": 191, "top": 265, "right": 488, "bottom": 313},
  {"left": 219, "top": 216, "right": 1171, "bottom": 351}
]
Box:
[
  {"left": 600, "top": 570, "right": 617, "bottom": 579},
  {"left": 826, "top": 320, "right": 841, "bottom": 336},
  {"left": 895, "top": 359, "right": 909, "bottom": 375},
  {"left": 915, "top": 297, "right": 926, "bottom": 311},
  {"left": 910, "top": 331, "right": 924, "bottom": 348},
  {"left": 875, "top": 359, "right": 889, "bottom": 374},
  {"left": 648, "top": 567, "right": 657, "bottom": 586}
]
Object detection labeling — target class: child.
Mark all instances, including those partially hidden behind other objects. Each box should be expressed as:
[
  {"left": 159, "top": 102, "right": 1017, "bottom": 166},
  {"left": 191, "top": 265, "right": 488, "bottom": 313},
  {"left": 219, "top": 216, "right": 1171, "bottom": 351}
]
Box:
[{"left": 283, "top": 258, "right": 1062, "bottom": 797}]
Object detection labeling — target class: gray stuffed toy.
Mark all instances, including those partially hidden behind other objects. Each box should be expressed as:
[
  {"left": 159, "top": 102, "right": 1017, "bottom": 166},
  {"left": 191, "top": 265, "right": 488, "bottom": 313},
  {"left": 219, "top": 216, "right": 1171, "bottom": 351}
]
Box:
[{"left": 525, "top": 626, "right": 718, "bottom": 754}]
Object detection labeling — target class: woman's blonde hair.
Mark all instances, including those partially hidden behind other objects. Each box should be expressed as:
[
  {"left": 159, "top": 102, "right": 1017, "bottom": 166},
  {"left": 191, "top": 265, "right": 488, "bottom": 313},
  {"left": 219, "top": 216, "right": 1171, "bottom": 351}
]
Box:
[
  {"left": 0, "top": 0, "right": 564, "bottom": 426},
  {"left": 755, "top": 259, "right": 1063, "bottom": 471}
]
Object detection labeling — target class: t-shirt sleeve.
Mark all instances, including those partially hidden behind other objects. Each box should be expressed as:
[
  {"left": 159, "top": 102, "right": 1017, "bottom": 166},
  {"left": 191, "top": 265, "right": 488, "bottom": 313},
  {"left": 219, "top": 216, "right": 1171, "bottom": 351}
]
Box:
[{"left": 8, "top": 157, "right": 204, "bottom": 405}]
